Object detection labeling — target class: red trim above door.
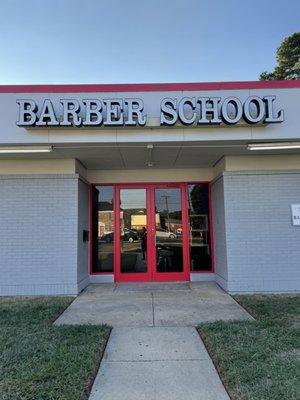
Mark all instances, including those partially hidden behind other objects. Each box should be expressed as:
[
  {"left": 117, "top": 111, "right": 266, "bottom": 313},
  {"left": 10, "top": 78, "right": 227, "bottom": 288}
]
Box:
[{"left": 1, "top": 80, "right": 299, "bottom": 93}]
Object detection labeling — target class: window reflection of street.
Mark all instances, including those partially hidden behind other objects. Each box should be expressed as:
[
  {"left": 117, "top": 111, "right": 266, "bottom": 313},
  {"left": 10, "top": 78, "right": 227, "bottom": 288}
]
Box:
[
  {"left": 155, "top": 188, "right": 183, "bottom": 273},
  {"left": 92, "top": 186, "right": 114, "bottom": 273},
  {"left": 120, "top": 189, "right": 147, "bottom": 273},
  {"left": 156, "top": 236, "right": 183, "bottom": 272},
  {"left": 121, "top": 236, "right": 147, "bottom": 273},
  {"left": 188, "top": 184, "right": 211, "bottom": 271},
  {"left": 92, "top": 183, "right": 212, "bottom": 277}
]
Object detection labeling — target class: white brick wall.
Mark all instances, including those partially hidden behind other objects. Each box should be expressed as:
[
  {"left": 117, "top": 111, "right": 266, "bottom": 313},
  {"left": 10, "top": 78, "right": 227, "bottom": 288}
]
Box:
[
  {"left": 214, "top": 171, "right": 300, "bottom": 293},
  {"left": 0, "top": 174, "right": 88, "bottom": 295},
  {"left": 1, "top": 171, "right": 299, "bottom": 295}
]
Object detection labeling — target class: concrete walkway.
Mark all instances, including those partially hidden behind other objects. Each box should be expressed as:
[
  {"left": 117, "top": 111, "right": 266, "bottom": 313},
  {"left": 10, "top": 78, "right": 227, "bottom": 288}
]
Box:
[
  {"left": 90, "top": 327, "right": 230, "bottom": 400},
  {"left": 55, "top": 282, "right": 252, "bottom": 326},
  {"left": 55, "top": 283, "right": 252, "bottom": 399}
]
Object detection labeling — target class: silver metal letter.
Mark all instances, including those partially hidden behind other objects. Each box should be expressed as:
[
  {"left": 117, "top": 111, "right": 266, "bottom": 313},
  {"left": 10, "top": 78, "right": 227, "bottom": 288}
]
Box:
[
  {"left": 36, "top": 99, "right": 59, "bottom": 126},
  {"left": 178, "top": 97, "right": 196, "bottom": 125},
  {"left": 82, "top": 99, "right": 103, "bottom": 126},
  {"left": 103, "top": 99, "right": 124, "bottom": 126},
  {"left": 16, "top": 99, "right": 37, "bottom": 126},
  {"left": 263, "top": 96, "right": 284, "bottom": 123},
  {"left": 197, "top": 97, "right": 221, "bottom": 125},
  {"left": 125, "top": 98, "right": 146, "bottom": 126},
  {"left": 160, "top": 98, "right": 178, "bottom": 125},
  {"left": 60, "top": 99, "right": 82, "bottom": 126},
  {"left": 221, "top": 97, "right": 243, "bottom": 124},
  {"left": 243, "top": 96, "right": 265, "bottom": 124}
]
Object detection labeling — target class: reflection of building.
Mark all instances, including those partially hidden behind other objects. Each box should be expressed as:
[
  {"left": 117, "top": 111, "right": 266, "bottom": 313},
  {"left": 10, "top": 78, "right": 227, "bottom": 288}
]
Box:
[
  {"left": 131, "top": 214, "right": 146, "bottom": 230},
  {"left": 130, "top": 214, "right": 183, "bottom": 233},
  {"left": 131, "top": 214, "right": 160, "bottom": 230},
  {"left": 98, "top": 211, "right": 114, "bottom": 236},
  {"left": 97, "top": 199, "right": 114, "bottom": 237}
]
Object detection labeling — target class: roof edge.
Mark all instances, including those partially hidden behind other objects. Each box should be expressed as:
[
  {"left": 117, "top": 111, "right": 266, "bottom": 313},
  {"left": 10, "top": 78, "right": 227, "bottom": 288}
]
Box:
[{"left": 0, "top": 80, "right": 299, "bottom": 93}]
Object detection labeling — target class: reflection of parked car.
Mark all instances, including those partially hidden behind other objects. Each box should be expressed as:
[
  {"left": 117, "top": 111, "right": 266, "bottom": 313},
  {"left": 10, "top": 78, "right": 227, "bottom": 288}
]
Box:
[
  {"left": 123, "top": 229, "right": 139, "bottom": 243},
  {"left": 156, "top": 228, "right": 176, "bottom": 239},
  {"left": 100, "top": 232, "right": 113, "bottom": 243},
  {"left": 101, "top": 228, "right": 139, "bottom": 243}
]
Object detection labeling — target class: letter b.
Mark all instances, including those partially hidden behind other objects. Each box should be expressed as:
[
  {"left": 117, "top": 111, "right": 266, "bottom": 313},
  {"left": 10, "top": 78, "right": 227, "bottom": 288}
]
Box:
[{"left": 16, "top": 100, "right": 37, "bottom": 126}]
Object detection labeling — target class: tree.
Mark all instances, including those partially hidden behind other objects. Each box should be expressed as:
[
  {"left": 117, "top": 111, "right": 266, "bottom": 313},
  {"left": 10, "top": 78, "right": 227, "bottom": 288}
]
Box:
[{"left": 260, "top": 32, "right": 300, "bottom": 80}]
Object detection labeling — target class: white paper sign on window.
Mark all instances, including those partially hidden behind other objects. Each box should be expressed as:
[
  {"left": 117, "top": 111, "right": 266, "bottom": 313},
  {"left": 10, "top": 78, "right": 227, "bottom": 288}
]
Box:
[{"left": 291, "top": 204, "right": 300, "bottom": 226}]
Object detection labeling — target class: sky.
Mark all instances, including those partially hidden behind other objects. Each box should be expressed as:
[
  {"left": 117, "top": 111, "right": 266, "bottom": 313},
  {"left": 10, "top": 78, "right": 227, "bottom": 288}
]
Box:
[{"left": 0, "top": 0, "right": 299, "bottom": 84}]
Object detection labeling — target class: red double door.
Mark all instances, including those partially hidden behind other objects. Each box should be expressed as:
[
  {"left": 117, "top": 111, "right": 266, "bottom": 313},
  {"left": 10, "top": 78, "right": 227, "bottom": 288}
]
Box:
[{"left": 114, "top": 183, "right": 190, "bottom": 282}]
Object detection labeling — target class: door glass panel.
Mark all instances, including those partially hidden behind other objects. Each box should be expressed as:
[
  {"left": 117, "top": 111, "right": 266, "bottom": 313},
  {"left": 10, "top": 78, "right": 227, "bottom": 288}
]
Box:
[
  {"left": 155, "top": 188, "right": 183, "bottom": 273},
  {"left": 92, "top": 186, "right": 114, "bottom": 273},
  {"left": 188, "top": 184, "right": 211, "bottom": 271},
  {"left": 120, "top": 189, "right": 147, "bottom": 273}
]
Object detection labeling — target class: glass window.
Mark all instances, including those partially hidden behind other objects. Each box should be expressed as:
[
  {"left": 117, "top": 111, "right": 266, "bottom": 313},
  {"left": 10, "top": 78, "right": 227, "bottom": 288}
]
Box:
[
  {"left": 155, "top": 188, "right": 183, "bottom": 273},
  {"left": 92, "top": 186, "right": 114, "bottom": 273},
  {"left": 120, "top": 189, "right": 147, "bottom": 273},
  {"left": 188, "top": 184, "right": 211, "bottom": 271}
]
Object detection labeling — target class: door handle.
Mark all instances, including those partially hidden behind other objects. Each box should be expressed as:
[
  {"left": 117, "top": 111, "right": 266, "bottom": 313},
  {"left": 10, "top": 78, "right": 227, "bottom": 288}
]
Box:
[
  {"left": 152, "top": 234, "right": 156, "bottom": 247},
  {"left": 151, "top": 231, "right": 156, "bottom": 247}
]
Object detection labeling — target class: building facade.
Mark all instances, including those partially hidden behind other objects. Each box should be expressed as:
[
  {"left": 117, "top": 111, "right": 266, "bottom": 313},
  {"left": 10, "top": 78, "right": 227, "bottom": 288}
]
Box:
[{"left": 0, "top": 81, "right": 299, "bottom": 295}]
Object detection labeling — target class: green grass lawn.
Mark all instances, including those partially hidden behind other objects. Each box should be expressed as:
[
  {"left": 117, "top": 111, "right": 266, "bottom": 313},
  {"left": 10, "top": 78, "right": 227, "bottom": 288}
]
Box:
[
  {"left": 198, "top": 295, "right": 300, "bottom": 400},
  {"left": 0, "top": 297, "right": 111, "bottom": 400}
]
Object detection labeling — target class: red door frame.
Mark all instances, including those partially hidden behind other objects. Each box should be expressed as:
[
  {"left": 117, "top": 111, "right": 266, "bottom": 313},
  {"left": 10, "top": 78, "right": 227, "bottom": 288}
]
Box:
[
  {"left": 114, "top": 183, "right": 190, "bottom": 282},
  {"left": 149, "top": 183, "right": 190, "bottom": 282},
  {"left": 114, "top": 183, "right": 152, "bottom": 282},
  {"left": 89, "top": 181, "right": 214, "bottom": 279}
]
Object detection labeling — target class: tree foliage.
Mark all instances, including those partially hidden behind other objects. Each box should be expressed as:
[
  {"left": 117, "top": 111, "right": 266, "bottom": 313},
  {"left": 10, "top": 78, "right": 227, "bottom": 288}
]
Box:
[{"left": 260, "top": 32, "right": 300, "bottom": 80}]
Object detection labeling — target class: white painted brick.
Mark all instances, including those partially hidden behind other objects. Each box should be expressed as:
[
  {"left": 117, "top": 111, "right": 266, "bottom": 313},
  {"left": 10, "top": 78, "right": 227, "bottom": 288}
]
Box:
[
  {"left": 212, "top": 171, "right": 300, "bottom": 293},
  {"left": 0, "top": 174, "right": 89, "bottom": 295}
]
